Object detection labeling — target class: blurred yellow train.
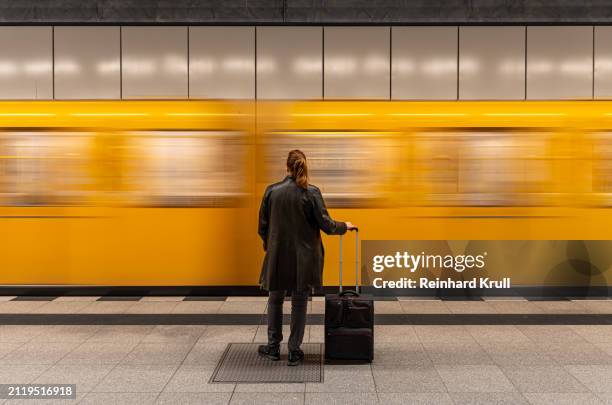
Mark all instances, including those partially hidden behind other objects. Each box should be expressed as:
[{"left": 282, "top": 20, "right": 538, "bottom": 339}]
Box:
[{"left": 0, "top": 100, "right": 611, "bottom": 287}]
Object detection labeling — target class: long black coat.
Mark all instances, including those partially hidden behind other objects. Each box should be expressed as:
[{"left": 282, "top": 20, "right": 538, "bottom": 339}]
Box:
[{"left": 258, "top": 175, "right": 347, "bottom": 291}]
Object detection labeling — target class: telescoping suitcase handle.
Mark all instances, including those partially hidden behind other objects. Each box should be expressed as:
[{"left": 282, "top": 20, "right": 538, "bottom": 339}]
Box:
[{"left": 339, "top": 228, "right": 359, "bottom": 294}]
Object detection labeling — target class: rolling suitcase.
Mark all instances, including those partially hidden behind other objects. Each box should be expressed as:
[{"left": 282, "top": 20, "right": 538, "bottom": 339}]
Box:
[{"left": 324, "top": 228, "right": 374, "bottom": 362}]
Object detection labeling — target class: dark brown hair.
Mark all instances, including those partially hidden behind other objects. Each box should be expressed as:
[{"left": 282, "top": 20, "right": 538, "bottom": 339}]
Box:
[{"left": 287, "top": 149, "right": 309, "bottom": 189}]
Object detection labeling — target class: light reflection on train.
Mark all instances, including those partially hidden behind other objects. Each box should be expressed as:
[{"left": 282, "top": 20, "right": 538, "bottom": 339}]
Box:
[{"left": 0, "top": 100, "right": 611, "bottom": 287}]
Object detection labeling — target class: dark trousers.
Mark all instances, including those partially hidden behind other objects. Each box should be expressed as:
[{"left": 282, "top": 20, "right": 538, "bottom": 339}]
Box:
[{"left": 267, "top": 289, "right": 309, "bottom": 351}]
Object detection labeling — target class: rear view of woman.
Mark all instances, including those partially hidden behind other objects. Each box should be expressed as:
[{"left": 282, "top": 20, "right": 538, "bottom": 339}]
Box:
[{"left": 257, "top": 149, "right": 356, "bottom": 366}]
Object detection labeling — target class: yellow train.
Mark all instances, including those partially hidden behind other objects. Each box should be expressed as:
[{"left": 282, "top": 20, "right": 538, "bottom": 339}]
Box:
[{"left": 0, "top": 100, "right": 611, "bottom": 287}]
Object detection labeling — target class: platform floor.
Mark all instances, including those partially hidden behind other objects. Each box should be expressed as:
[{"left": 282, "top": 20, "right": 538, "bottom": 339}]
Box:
[{"left": 0, "top": 297, "right": 611, "bottom": 404}]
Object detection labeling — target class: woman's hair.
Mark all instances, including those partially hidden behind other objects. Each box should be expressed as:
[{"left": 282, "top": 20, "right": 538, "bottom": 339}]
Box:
[{"left": 286, "top": 149, "right": 309, "bottom": 189}]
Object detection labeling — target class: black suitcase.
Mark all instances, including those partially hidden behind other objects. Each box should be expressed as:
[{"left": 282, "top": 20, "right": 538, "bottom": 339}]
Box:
[{"left": 325, "top": 228, "right": 374, "bottom": 362}]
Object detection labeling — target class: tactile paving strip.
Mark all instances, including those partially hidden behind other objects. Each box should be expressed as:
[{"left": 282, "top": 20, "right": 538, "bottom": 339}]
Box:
[{"left": 210, "top": 343, "right": 323, "bottom": 383}]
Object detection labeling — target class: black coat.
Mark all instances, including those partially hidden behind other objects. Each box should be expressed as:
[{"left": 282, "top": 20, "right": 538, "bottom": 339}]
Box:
[{"left": 258, "top": 175, "right": 347, "bottom": 291}]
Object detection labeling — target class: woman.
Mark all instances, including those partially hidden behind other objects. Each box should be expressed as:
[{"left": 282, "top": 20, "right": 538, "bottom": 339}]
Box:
[{"left": 257, "top": 149, "right": 356, "bottom": 366}]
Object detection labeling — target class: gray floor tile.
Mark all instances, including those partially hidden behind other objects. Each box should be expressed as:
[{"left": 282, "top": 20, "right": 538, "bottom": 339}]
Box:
[
  {"left": 142, "top": 325, "right": 207, "bottom": 344},
  {"left": 377, "top": 392, "right": 453, "bottom": 404},
  {"left": 87, "top": 325, "right": 155, "bottom": 343},
  {"left": 486, "top": 301, "right": 543, "bottom": 314},
  {"left": 400, "top": 300, "right": 451, "bottom": 314},
  {"left": 373, "top": 301, "right": 404, "bottom": 314},
  {"left": 77, "top": 301, "right": 135, "bottom": 314},
  {"left": 565, "top": 365, "right": 612, "bottom": 393},
  {"left": 218, "top": 301, "right": 267, "bottom": 314},
  {"left": 523, "top": 393, "right": 604, "bottom": 405},
  {"left": 0, "top": 365, "right": 51, "bottom": 384},
  {"left": 465, "top": 325, "right": 531, "bottom": 344},
  {"left": 80, "top": 392, "right": 158, "bottom": 405},
  {"left": 422, "top": 341, "right": 495, "bottom": 365},
  {"left": 516, "top": 325, "right": 587, "bottom": 344},
  {"left": 199, "top": 326, "right": 258, "bottom": 343},
  {"left": 58, "top": 341, "right": 138, "bottom": 365},
  {"left": 225, "top": 297, "right": 267, "bottom": 302},
  {"left": 182, "top": 342, "right": 229, "bottom": 366},
  {"left": 120, "top": 343, "right": 194, "bottom": 365},
  {"left": 155, "top": 392, "right": 231, "bottom": 405},
  {"left": 570, "top": 326, "right": 612, "bottom": 344},
  {"left": 479, "top": 342, "right": 557, "bottom": 366},
  {"left": 374, "top": 325, "right": 418, "bottom": 343},
  {"left": 235, "top": 383, "right": 305, "bottom": 392},
  {"left": 309, "top": 326, "right": 323, "bottom": 343},
  {"left": 305, "top": 392, "right": 378, "bottom": 404},
  {"left": 450, "top": 392, "right": 530, "bottom": 404},
  {"left": 575, "top": 301, "right": 612, "bottom": 314},
  {"left": 163, "top": 365, "right": 235, "bottom": 393},
  {"left": 29, "top": 325, "right": 100, "bottom": 343},
  {"left": 373, "top": 342, "right": 432, "bottom": 366},
  {"left": 597, "top": 393, "right": 612, "bottom": 404},
  {"left": 230, "top": 392, "right": 304, "bottom": 404},
  {"left": 0, "top": 301, "right": 48, "bottom": 313},
  {"left": 372, "top": 364, "right": 446, "bottom": 393},
  {"left": 54, "top": 296, "right": 100, "bottom": 302},
  {"left": 309, "top": 301, "right": 325, "bottom": 314},
  {"left": 501, "top": 366, "right": 589, "bottom": 393},
  {"left": 141, "top": 296, "right": 185, "bottom": 302},
  {"left": 171, "top": 301, "right": 223, "bottom": 314},
  {"left": 435, "top": 365, "right": 516, "bottom": 393},
  {"left": 532, "top": 301, "right": 590, "bottom": 314},
  {"left": 444, "top": 301, "right": 497, "bottom": 314},
  {"left": 414, "top": 326, "right": 475, "bottom": 344},
  {"left": 0, "top": 325, "right": 49, "bottom": 343},
  {"left": 92, "top": 364, "right": 178, "bottom": 393},
  {"left": 32, "top": 301, "right": 91, "bottom": 314},
  {"left": 537, "top": 342, "right": 612, "bottom": 365},
  {"left": 32, "top": 364, "right": 114, "bottom": 393},
  {"left": 0, "top": 343, "right": 22, "bottom": 360},
  {"left": 124, "top": 302, "right": 180, "bottom": 314},
  {"left": 306, "top": 364, "right": 375, "bottom": 393},
  {"left": 0, "top": 341, "right": 80, "bottom": 365}
]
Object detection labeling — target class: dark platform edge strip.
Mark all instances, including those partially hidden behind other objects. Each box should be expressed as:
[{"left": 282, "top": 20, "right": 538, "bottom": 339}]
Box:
[{"left": 0, "top": 313, "right": 610, "bottom": 325}]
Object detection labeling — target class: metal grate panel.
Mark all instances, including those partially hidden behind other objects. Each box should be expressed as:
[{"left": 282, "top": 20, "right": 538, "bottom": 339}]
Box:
[{"left": 210, "top": 343, "right": 323, "bottom": 383}]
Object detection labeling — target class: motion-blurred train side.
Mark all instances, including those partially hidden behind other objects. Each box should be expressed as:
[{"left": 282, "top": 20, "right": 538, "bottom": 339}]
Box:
[{"left": 1, "top": 100, "right": 611, "bottom": 287}]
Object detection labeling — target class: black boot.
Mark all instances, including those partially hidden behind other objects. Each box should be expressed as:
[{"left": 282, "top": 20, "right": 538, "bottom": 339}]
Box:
[
  {"left": 287, "top": 348, "right": 304, "bottom": 366},
  {"left": 257, "top": 344, "right": 280, "bottom": 361}
]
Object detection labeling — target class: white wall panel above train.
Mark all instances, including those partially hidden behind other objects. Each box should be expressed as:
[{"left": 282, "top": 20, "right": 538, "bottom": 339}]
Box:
[
  {"left": 324, "top": 27, "right": 390, "bottom": 100},
  {"left": 459, "top": 27, "right": 525, "bottom": 100},
  {"left": 257, "top": 27, "right": 322, "bottom": 100},
  {"left": 189, "top": 27, "right": 254, "bottom": 99},
  {"left": 54, "top": 27, "right": 120, "bottom": 100},
  {"left": 595, "top": 26, "right": 612, "bottom": 99},
  {"left": 121, "top": 26, "right": 188, "bottom": 99},
  {"left": 0, "top": 27, "right": 52, "bottom": 100},
  {"left": 391, "top": 27, "right": 458, "bottom": 100},
  {"left": 527, "top": 26, "right": 593, "bottom": 100}
]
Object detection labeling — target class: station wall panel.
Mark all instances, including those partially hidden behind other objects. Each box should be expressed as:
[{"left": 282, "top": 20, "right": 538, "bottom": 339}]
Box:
[
  {"left": 0, "top": 27, "right": 52, "bottom": 100},
  {"left": 459, "top": 26, "right": 525, "bottom": 100},
  {"left": 121, "top": 26, "right": 188, "bottom": 99},
  {"left": 527, "top": 26, "right": 593, "bottom": 100},
  {"left": 391, "top": 26, "right": 457, "bottom": 100},
  {"left": 54, "top": 27, "right": 120, "bottom": 100},
  {"left": 257, "top": 27, "right": 322, "bottom": 100},
  {"left": 189, "top": 26, "right": 254, "bottom": 99},
  {"left": 595, "top": 26, "right": 612, "bottom": 99},
  {"left": 324, "top": 27, "right": 390, "bottom": 100}
]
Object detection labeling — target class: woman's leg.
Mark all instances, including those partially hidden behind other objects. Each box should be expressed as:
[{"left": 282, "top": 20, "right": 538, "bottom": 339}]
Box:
[
  {"left": 267, "top": 290, "right": 286, "bottom": 348},
  {"left": 288, "top": 288, "right": 309, "bottom": 352}
]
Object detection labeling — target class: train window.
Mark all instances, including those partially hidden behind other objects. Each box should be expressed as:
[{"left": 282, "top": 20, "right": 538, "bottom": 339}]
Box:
[
  {"left": 0, "top": 131, "right": 92, "bottom": 206},
  {"left": 411, "top": 130, "right": 555, "bottom": 206},
  {"left": 123, "top": 131, "right": 246, "bottom": 207},
  {"left": 592, "top": 133, "right": 612, "bottom": 198},
  {"left": 261, "top": 132, "right": 395, "bottom": 207}
]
